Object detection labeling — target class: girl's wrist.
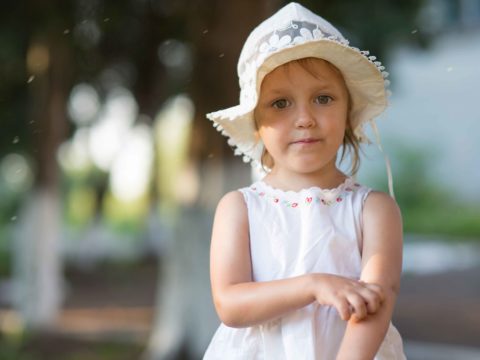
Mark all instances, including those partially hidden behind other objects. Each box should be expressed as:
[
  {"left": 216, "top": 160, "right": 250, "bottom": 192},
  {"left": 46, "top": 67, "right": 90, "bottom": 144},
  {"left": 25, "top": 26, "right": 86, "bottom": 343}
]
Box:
[{"left": 305, "top": 273, "right": 321, "bottom": 304}]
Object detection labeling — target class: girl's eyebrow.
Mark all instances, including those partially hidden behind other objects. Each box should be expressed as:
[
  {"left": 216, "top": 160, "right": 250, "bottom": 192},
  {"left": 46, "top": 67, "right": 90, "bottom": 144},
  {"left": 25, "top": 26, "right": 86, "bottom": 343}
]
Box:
[
  {"left": 263, "top": 84, "right": 337, "bottom": 95},
  {"left": 263, "top": 88, "right": 289, "bottom": 96}
]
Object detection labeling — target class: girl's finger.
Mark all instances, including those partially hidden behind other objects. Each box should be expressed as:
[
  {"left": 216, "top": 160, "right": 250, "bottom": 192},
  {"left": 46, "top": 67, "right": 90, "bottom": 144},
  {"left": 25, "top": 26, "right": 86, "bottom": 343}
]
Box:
[
  {"left": 336, "top": 299, "right": 352, "bottom": 321},
  {"left": 347, "top": 293, "right": 367, "bottom": 321},
  {"left": 355, "top": 286, "right": 382, "bottom": 313}
]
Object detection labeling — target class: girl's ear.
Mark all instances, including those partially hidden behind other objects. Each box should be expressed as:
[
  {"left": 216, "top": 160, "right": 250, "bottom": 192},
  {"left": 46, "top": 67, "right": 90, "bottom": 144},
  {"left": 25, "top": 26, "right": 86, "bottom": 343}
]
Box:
[
  {"left": 261, "top": 147, "right": 274, "bottom": 170},
  {"left": 254, "top": 129, "right": 261, "bottom": 143}
]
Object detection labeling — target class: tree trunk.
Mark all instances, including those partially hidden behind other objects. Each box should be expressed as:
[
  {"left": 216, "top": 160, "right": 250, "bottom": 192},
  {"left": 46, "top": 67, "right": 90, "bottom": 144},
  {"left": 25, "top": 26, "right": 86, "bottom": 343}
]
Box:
[
  {"left": 13, "top": 33, "right": 71, "bottom": 329},
  {"left": 188, "top": 0, "right": 280, "bottom": 204},
  {"left": 146, "top": 1, "right": 280, "bottom": 359}
]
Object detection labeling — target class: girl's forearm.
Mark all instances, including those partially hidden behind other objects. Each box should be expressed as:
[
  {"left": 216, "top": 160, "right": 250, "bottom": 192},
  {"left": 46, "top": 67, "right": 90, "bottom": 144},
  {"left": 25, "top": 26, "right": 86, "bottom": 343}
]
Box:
[
  {"left": 335, "top": 287, "right": 398, "bottom": 360},
  {"left": 214, "top": 274, "right": 315, "bottom": 328}
]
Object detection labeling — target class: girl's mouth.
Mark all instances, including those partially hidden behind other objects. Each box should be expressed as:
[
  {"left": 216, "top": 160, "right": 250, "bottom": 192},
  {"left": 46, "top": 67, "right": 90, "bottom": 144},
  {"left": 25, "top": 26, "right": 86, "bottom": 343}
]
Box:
[{"left": 291, "top": 138, "right": 320, "bottom": 145}]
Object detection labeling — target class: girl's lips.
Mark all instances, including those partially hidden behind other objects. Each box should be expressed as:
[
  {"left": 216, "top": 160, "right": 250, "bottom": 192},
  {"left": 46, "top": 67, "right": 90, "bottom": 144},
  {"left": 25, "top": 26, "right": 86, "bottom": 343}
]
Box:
[{"left": 291, "top": 138, "right": 320, "bottom": 144}]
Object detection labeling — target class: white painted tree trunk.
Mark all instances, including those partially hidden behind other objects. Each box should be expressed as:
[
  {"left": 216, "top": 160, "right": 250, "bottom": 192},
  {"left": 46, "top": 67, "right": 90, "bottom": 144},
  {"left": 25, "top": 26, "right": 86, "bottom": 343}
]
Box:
[
  {"left": 145, "top": 205, "right": 218, "bottom": 360},
  {"left": 12, "top": 187, "right": 63, "bottom": 328}
]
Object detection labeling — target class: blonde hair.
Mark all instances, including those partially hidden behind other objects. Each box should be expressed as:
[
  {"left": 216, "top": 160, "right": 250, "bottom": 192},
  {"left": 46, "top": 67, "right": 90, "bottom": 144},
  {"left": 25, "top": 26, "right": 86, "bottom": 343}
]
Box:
[{"left": 255, "top": 58, "right": 361, "bottom": 176}]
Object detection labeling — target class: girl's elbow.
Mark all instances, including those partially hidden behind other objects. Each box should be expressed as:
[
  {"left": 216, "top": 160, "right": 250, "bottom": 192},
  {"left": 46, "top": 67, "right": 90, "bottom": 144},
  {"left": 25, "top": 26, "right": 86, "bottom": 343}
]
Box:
[
  {"left": 217, "top": 309, "right": 246, "bottom": 328},
  {"left": 214, "top": 295, "right": 246, "bottom": 328},
  {"left": 220, "top": 314, "right": 244, "bottom": 328}
]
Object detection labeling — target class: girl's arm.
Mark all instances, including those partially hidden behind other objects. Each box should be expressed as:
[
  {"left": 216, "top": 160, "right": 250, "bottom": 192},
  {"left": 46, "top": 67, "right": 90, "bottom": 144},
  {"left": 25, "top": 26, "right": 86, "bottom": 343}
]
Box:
[
  {"left": 210, "top": 191, "right": 312, "bottom": 327},
  {"left": 210, "top": 191, "right": 383, "bottom": 328},
  {"left": 335, "top": 191, "right": 403, "bottom": 360}
]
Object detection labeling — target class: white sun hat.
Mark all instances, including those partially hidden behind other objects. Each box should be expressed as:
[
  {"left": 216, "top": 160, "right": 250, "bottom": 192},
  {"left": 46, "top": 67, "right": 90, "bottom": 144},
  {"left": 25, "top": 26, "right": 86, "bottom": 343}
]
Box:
[{"left": 206, "top": 2, "right": 390, "bottom": 170}]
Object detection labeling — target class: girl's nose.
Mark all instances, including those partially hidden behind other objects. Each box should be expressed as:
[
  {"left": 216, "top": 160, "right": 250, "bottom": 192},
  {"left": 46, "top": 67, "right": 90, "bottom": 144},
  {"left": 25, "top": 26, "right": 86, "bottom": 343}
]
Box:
[{"left": 294, "top": 105, "right": 316, "bottom": 128}]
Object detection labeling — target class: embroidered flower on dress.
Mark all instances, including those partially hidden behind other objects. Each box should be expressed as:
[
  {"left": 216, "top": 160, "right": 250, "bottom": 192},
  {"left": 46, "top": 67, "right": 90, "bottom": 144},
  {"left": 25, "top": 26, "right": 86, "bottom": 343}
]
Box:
[{"left": 250, "top": 180, "right": 360, "bottom": 208}]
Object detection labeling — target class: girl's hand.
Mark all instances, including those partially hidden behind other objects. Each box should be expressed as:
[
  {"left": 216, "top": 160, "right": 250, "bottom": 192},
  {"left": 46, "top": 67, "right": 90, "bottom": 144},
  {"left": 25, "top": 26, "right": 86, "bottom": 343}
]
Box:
[{"left": 309, "top": 274, "right": 385, "bottom": 322}]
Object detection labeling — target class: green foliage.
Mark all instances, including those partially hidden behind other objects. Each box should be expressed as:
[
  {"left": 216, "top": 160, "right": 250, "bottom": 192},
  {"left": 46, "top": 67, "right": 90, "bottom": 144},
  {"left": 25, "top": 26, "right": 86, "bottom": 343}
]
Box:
[
  {"left": 403, "top": 205, "right": 480, "bottom": 239},
  {"left": 64, "top": 184, "right": 97, "bottom": 228},
  {"left": 0, "top": 227, "right": 12, "bottom": 277},
  {"left": 102, "top": 191, "right": 150, "bottom": 234},
  {"left": 379, "top": 144, "right": 480, "bottom": 239}
]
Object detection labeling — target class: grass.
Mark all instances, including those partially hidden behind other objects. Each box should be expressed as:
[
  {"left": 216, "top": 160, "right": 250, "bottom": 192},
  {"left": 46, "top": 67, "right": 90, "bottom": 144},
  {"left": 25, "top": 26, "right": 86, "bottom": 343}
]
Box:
[{"left": 0, "top": 332, "right": 145, "bottom": 360}]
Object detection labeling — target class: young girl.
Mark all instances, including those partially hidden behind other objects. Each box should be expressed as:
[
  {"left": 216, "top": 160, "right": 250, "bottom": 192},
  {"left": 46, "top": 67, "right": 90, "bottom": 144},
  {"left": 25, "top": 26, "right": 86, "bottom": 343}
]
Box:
[{"left": 204, "top": 3, "right": 405, "bottom": 359}]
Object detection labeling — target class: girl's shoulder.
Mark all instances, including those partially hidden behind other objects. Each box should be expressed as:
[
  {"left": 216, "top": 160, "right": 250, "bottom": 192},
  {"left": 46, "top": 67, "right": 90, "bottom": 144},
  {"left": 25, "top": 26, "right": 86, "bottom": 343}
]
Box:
[
  {"left": 216, "top": 190, "right": 247, "bottom": 213},
  {"left": 363, "top": 190, "right": 402, "bottom": 225},
  {"left": 216, "top": 182, "right": 271, "bottom": 213},
  {"left": 213, "top": 190, "right": 249, "bottom": 233}
]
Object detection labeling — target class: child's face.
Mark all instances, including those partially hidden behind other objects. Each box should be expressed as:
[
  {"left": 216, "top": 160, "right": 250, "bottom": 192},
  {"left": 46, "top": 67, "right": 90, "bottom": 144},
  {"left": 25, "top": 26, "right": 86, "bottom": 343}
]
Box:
[{"left": 254, "top": 58, "right": 349, "bottom": 175}]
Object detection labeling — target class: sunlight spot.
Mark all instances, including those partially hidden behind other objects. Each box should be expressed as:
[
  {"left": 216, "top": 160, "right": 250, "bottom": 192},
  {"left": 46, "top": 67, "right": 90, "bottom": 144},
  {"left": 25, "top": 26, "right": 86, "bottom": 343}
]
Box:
[
  {"left": 155, "top": 95, "right": 197, "bottom": 205},
  {"left": 68, "top": 83, "right": 100, "bottom": 126},
  {"left": 26, "top": 43, "right": 49, "bottom": 75},
  {"left": 156, "top": 95, "right": 194, "bottom": 151},
  {"left": 89, "top": 87, "right": 138, "bottom": 171},
  {"left": 74, "top": 19, "right": 101, "bottom": 48},
  {"left": 110, "top": 124, "right": 154, "bottom": 202},
  {"left": 158, "top": 39, "right": 192, "bottom": 71},
  {"left": 0, "top": 153, "right": 33, "bottom": 192},
  {"left": 58, "top": 128, "right": 92, "bottom": 174}
]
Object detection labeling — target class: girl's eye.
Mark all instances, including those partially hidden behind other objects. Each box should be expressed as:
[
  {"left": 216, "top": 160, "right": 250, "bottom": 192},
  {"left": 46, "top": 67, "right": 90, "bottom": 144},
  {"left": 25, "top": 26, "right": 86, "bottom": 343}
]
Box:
[
  {"left": 315, "top": 95, "right": 333, "bottom": 105},
  {"left": 272, "top": 99, "right": 290, "bottom": 109}
]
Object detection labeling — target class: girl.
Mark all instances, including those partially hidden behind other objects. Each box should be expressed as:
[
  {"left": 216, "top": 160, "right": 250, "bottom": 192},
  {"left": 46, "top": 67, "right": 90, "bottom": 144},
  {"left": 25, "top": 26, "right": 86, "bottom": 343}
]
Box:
[{"left": 204, "top": 3, "right": 405, "bottom": 359}]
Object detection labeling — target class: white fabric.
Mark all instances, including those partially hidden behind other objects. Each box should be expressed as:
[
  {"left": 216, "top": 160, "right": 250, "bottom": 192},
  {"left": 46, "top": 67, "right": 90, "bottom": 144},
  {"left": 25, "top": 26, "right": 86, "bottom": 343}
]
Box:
[
  {"left": 204, "top": 178, "right": 406, "bottom": 360},
  {"left": 206, "top": 2, "right": 390, "bottom": 169}
]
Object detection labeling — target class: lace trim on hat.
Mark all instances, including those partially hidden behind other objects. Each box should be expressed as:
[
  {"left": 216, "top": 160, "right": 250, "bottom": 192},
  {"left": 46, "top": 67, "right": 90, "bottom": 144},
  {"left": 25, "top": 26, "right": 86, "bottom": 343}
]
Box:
[
  {"left": 238, "top": 20, "right": 391, "bottom": 106},
  {"left": 210, "top": 117, "right": 264, "bottom": 169}
]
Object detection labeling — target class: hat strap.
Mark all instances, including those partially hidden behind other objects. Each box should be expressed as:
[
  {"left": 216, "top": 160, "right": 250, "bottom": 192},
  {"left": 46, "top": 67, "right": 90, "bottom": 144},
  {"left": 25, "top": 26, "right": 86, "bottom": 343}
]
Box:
[{"left": 370, "top": 121, "right": 395, "bottom": 199}]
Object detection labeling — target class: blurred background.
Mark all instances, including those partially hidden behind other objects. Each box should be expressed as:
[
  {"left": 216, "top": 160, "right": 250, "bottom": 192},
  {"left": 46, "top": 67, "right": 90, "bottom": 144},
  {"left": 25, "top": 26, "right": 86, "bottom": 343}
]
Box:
[{"left": 0, "top": 0, "right": 479, "bottom": 359}]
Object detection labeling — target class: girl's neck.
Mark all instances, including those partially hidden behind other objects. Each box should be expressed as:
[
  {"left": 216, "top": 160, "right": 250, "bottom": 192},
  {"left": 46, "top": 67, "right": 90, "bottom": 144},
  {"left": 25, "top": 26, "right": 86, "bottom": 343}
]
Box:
[{"left": 263, "top": 166, "right": 347, "bottom": 192}]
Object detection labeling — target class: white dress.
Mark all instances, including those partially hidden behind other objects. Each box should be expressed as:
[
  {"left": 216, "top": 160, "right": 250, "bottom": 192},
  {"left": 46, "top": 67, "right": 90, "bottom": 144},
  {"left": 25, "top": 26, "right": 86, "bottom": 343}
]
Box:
[{"left": 204, "top": 177, "right": 406, "bottom": 360}]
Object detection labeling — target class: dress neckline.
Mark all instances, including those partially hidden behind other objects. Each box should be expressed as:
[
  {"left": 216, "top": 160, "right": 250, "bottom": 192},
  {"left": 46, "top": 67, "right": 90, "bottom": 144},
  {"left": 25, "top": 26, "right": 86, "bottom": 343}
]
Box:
[
  {"left": 249, "top": 177, "right": 361, "bottom": 208},
  {"left": 256, "top": 177, "right": 355, "bottom": 197}
]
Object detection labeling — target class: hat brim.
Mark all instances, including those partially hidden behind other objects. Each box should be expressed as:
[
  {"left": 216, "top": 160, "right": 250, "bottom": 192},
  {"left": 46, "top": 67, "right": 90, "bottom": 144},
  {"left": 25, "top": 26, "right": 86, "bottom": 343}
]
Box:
[
  {"left": 206, "top": 104, "right": 262, "bottom": 164},
  {"left": 207, "top": 39, "right": 388, "bottom": 164}
]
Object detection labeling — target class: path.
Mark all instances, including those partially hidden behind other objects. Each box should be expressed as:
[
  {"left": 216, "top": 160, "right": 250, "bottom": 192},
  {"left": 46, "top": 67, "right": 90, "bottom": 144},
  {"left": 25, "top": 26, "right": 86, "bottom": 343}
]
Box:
[{"left": 2, "top": 257, "right": 480, "bottom": 359}]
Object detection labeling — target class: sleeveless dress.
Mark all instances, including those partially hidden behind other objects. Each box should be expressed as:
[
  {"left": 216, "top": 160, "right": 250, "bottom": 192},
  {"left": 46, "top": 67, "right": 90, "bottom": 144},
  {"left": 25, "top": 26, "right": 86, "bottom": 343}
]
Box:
[{"left": 204, "top": 177, "right": 406, "bottom": 360}]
